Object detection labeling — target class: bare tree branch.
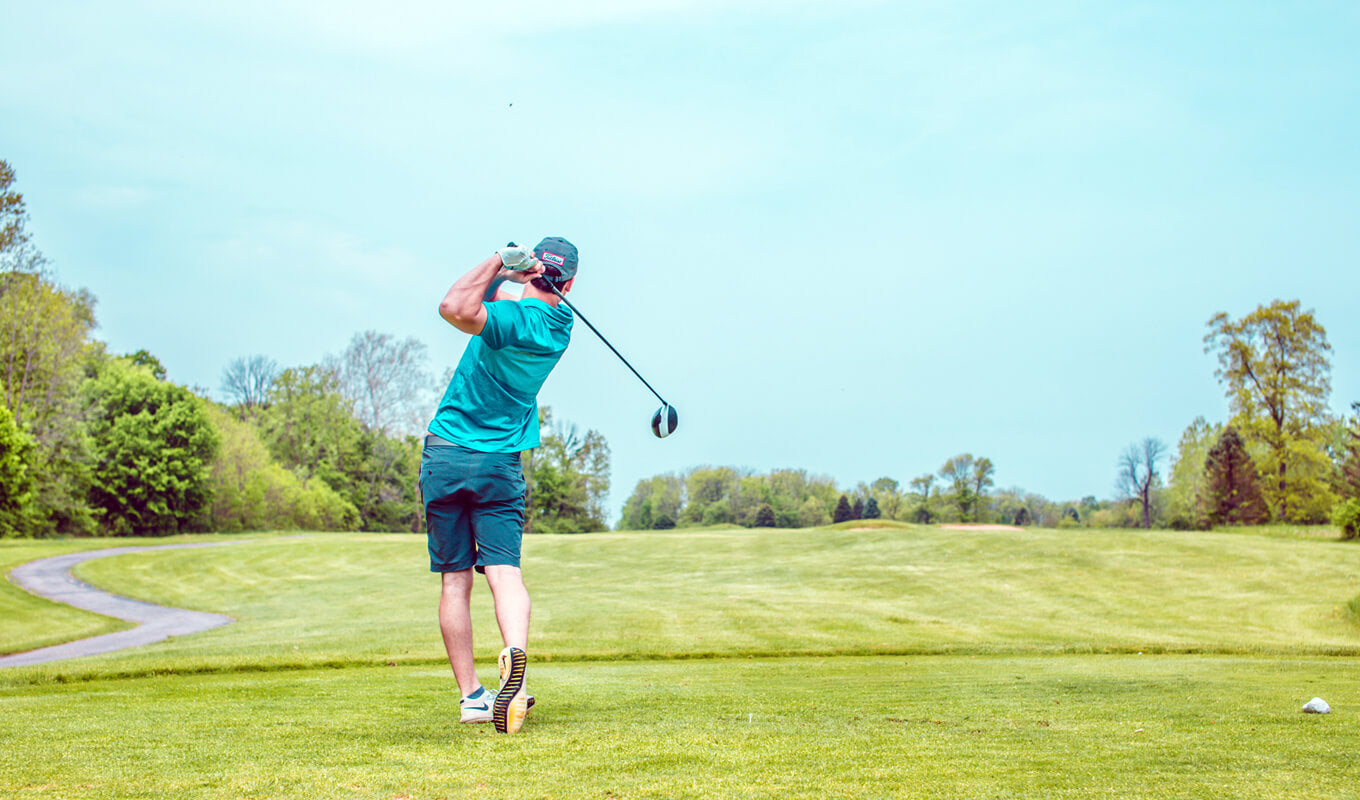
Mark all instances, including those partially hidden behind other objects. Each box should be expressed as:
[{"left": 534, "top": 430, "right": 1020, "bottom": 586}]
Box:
[
  {"left": 221, "top": 355, "right": 279, "bottom": 411},
  {"left": 331, "top": 330, "right": 432, "bottom": 436}
]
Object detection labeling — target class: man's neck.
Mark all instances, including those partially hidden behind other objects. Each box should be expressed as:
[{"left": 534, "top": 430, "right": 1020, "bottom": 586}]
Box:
[{"left": 522, "top": 284, "right": 562, "bottom": 305}]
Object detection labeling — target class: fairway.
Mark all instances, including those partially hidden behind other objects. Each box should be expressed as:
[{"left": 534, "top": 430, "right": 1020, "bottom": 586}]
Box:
[{"left": 3, "top": 526, "right": 1359, "bottom": 798}]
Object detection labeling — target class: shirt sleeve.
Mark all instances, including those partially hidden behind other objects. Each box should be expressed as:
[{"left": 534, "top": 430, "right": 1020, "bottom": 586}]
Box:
[{"left": 479, "top": 301, "right": 557, "bottom": 352}]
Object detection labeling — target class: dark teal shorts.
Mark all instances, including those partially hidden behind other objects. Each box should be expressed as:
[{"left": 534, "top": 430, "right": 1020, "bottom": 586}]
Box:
[{"left": 419, "top": 439, "right": 527, "bottom": 573}]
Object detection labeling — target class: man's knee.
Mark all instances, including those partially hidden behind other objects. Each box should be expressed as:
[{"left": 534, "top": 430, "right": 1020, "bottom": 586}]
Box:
[
  {"left": 483, "top": 564, "right": 526, "bottom": 592},
  {"left": 441, "top": 569, "right": 475, "bottom": 597}
]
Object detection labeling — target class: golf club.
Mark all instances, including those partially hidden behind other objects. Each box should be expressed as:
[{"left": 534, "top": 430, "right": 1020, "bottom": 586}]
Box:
[{"left": 506, "top": 243, "right": 678, "bottom": 438}]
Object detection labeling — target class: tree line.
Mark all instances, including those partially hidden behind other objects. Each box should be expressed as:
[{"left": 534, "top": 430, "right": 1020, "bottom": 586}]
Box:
[
  {"left": 621, "top": 300, "right": 1359, "bottom": 536},
  {"left": 0, "top": 160, "right": 610, "bottom": 537},
  {"left": 619, "top": 458, "right": 1091, "bottom": 531}
]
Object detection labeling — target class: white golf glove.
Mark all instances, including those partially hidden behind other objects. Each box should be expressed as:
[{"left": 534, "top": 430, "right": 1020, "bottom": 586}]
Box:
[{"left": 496, "top": 245, "right": 539, "bottom": 271}]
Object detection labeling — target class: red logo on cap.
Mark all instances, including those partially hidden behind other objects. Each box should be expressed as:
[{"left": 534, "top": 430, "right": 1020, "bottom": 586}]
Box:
[{"left": 541, "top": 251, "right": 566, "bottom": 267}]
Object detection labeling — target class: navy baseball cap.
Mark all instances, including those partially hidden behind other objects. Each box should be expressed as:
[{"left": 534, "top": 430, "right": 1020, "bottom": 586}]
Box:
[{"left": 533, "top": 237, "right": 578, "bottom": 283}]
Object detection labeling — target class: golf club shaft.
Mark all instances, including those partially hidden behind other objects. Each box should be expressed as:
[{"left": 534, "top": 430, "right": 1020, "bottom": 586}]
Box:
[{"left": 544, "top": 283, "right": 669, "bottom": 407}]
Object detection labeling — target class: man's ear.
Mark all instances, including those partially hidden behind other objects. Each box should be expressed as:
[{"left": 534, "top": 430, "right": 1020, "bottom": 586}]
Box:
[{"left": 561, "top": 278, "right": 575, "bottom": 293}]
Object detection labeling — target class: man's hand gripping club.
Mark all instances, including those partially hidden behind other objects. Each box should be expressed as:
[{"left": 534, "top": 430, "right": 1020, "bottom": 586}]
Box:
[{"left": 439, "top": 244, "right": 547, "bottom": 335}]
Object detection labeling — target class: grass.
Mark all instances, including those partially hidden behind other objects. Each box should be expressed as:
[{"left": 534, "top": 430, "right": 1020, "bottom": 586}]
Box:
[
  {"left": 1207, "top": 523, "right": 1347, "bottom": 541},
  {"left": 2, "top": 525, "right": 1359, "bottom": 798},
  {"left": 15, "top": 525, "right": 1358, "bottom": 679},
  {"left": 2, "top": 655, "right": 1357, "bottom": 799}
]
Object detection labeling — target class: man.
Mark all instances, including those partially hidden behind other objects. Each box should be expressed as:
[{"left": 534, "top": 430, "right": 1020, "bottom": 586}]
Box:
[{"left": 420, "top": 237, "right": 578, "bottom": 734}]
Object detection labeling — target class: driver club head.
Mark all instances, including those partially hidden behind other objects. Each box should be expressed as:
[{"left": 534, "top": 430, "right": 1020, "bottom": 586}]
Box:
[{"left": 651, "top": 404, "right": 678, "bottom": 439}]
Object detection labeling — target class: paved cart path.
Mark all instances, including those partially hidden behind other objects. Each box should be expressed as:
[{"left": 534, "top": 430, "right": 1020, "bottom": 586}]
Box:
[{"left": 0, "top": 543, "right": 236, "bottom": 668}]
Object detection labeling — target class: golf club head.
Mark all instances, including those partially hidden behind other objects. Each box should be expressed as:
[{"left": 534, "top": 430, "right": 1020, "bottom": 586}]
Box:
[{"left": 651, "top": 404, "right": 678, "bottom": 439}]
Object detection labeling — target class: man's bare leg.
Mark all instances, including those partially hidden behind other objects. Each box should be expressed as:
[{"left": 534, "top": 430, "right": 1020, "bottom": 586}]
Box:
[
  {"left": 483, "top": 565, "right": 530, "bottom": 649},
  {"left": 438, "top": 569, "right": 479, "bottom": 696},
  {"left": 484, "top": 564, "right": 531, "bottom": 732}
]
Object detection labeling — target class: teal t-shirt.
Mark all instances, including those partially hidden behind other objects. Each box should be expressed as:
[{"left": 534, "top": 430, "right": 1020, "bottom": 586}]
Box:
[{"left": 428, "top": 298, "right": 573, "bottom": 453}]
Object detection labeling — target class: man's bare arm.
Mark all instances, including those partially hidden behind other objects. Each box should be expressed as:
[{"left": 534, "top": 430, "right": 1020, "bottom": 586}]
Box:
[{"left": 439, "top": 252, "right": 546, "bottom": 335}]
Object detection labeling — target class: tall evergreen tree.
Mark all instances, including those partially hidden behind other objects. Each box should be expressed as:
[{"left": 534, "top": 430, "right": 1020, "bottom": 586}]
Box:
[
  {"left": 753, "top": 503, "right": 776, "bottom": 528},
  {"left": 833, "top": 494, "right": 852, "bottom": 524},
  {"left": 864, "top": 497, "right": 881, "bottom": 519},
  {"left": 1202, "top": 427, "right": 1269, "bottom": 525},
  {"left": 850, "top": 497, "right": 864, "bottom": 520}
]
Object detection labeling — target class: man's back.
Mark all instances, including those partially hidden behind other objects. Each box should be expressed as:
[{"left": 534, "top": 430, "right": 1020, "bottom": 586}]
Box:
[{"left": 428, "top": 297, "right": 573, "bottom": 452}]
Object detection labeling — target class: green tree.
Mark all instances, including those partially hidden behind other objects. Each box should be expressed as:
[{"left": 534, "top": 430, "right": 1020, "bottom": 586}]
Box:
[
  {"left": 0, "top": 403, "right": 37, "bottom": 536},
  {"left": 796, "top": 496, "right": 828, "bottom": 527},
  {"left": 0, "top": 160, "right": 28, "bottom": 256},
  {"left": 259, "top": 366, "right": 364, "bottom": 501},
  {"left": 681, "top": 466, "right": 740, "bottom": 525},
  {"left": 85, "top": 359, "right": 220, "bottom": 535},
  {"left": 1202, "top": 427, "right": 1269, "bottom": 525},
  {"left": 342, "top": 428, "right": 422, "bottom": 531},
  {"left": 0, "top": 161, "right": 98, "bottom": 535},
  {"left": 970, "top": 457, "right": 996, "bottom": 522},
  {"left": 127, "top": 349, "right": 167, "bottom": 380},
  {"left": 0, "top": 272, "right": 99, "bottom": 534},
  {"left": 623, "top": 466, "right": 841, "bottom": 530},
  {"left": 765, "top": 469, "right": 837, "bottom": 527},
  {"left": 753, "top": 503, "right": 776, "bottom": 528},
  {"left": 909, "top": 474, "right": 936, "bottom": 523},
  {"left": 203, "top": 404, "right": 358, "bottom": 532},
  {"left": 850, "top": 497, "right": 864, "bottom": 520},
  {"left": 619, "top": 474, "right": 684, "bottom": 531},
  {"left": 990, "top": 488, "right": 1038, "bottom": 527},
  {"left": 869, "top": 477, "right": 902, "bottom": 519},
  {"left": 1331, "top": 497, "right": 1360, "bottom": 540},
  {"left": 832, "top": 494, "right": 852, "bottom": 524},
  {"left": 1205, "top": 300, "right": 1335, "bottom": 521},
  {"left": 939, "top": 454, "right": 976, "bottom": 522},
  {"left": 1165, "top": 417, "right": 1221, "bottom": 529},
  {"left": 527, "top": 410, "right": 611, "bottom": 533},
  {"left": 863, "top": 496, "right": 881, "bottom": 519}
]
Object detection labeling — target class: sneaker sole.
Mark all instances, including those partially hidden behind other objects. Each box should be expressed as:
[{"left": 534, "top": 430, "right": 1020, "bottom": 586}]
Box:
[{"left": 494, "top": 647, "right": 528, "bottom": 734}]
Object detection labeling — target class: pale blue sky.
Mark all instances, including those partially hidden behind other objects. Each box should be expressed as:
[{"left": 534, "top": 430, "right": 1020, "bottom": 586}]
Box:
[{"left": 4, "top": 1, "right": 1357, "bottom": 521}]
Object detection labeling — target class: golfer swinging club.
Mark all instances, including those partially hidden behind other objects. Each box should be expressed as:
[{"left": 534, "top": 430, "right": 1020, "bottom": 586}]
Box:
[{"left": 421, "top": 237, "right": 577, "bottom": 734}]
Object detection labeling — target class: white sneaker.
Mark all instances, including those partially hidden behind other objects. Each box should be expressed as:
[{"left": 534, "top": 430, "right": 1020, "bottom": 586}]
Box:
[
  {"left": 460, "top": 686, "right": 495, "bottom": 724},
  {"left": 459, "top": 685, "right": 535, "bottom": 725}
]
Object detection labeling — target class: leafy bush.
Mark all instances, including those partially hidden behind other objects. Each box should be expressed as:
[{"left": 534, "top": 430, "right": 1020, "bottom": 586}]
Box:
[
  {"left": 205, "top": 404, "right": 360, "bottom": 532},
  {"left": 1331, "top": 498, "right": 1360, "bottom": 541},
  {"left": 85, "top": 359, "right": 219, "bottom": 535},
  {"left": 0, "top": 404, "right": 37, "bottom": 537}
]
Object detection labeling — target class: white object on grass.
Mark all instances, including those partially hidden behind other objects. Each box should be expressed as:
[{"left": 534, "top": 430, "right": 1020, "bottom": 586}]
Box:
[{"left": 1302, "top": 697, "right": 1331, "bottom": 714}]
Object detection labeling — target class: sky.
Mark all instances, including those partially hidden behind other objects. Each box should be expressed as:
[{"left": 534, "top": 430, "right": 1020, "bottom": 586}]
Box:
[{"left": 3, "top": 0, "right": 1358, "bottom": 522}]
